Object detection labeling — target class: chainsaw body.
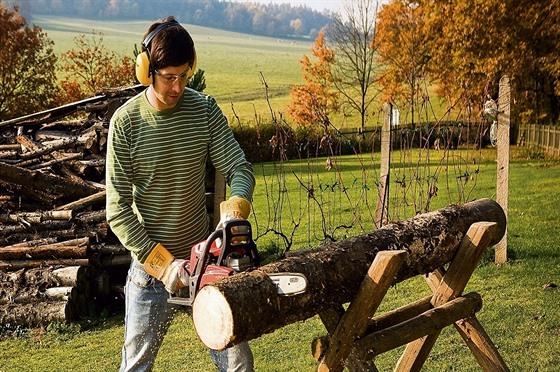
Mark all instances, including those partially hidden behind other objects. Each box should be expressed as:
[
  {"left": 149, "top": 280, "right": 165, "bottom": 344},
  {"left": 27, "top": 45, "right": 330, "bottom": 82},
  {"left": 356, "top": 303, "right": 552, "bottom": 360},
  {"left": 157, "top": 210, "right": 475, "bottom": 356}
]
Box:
[{"left": 169, "top": 219, "right": 259, "bottom": 306}]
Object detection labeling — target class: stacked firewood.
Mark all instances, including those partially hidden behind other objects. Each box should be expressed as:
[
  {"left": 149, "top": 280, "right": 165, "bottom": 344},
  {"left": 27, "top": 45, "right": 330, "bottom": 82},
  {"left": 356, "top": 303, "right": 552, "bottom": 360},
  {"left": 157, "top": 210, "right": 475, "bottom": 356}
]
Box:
[{"left": 0, "top": 85, "right": 145, "bottom": 327}]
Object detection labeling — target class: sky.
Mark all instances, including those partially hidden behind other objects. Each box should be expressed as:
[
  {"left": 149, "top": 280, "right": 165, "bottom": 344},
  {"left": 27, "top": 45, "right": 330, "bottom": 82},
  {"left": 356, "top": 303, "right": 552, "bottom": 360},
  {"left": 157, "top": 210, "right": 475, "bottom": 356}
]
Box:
[{"left": 233, "top": 0, "right": 343, "bottom": 14}]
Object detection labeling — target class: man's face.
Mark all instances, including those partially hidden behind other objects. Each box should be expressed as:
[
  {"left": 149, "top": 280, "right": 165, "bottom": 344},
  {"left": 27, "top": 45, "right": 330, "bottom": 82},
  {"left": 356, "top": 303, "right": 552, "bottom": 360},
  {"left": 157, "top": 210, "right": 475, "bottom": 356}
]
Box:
[{"left": 149, "top": 63, "right": 190, "bottom": 110}]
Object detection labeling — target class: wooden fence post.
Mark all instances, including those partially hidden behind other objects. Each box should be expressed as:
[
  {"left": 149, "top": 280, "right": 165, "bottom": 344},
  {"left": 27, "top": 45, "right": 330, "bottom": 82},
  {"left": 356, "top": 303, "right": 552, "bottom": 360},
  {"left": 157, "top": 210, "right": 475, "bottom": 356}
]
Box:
[
  {"left": 495, "top": 76, "right": 511, "bottom": 265},
  {"left": 375, "top": 102, "right": 392, "bottom": 228}
]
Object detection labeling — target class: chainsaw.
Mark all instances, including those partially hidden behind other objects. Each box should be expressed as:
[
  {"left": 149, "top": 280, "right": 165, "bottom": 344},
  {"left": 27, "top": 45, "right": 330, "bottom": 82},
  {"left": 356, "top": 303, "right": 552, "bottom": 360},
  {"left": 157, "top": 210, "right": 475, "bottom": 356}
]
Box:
[{"left": 168, "top": 219, "right": 307, "bottom": 307}]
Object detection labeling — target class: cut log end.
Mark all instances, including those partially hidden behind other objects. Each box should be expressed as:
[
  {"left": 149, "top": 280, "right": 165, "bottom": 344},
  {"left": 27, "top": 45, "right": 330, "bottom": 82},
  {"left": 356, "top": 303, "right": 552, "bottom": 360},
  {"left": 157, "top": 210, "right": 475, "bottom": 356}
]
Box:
[{"left": 193, "top": 286, "right": 234, "bottom": 350}]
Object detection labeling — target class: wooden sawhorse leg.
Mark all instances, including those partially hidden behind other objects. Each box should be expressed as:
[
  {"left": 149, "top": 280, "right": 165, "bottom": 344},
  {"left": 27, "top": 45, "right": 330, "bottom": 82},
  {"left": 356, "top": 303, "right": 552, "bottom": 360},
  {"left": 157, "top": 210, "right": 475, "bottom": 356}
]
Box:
[
  {"left": 317, "top": 250, "right": 408, "bottom": 372},
  {"left": 396, "top": 221, "right": 509, "bottom": 371}
]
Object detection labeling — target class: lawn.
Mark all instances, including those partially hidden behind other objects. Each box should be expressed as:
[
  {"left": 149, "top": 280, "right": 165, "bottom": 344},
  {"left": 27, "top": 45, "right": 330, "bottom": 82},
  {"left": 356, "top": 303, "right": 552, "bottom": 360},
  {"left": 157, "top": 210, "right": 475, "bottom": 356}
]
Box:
[
  {"left": 32, "top": 15, "right": 311, "bottom": 123},
  {"left": 2, "top": 15, "right": 558, "bottom": 372},
  {"left": 1, "top": 149, "right": 559, "bottom": 371}
]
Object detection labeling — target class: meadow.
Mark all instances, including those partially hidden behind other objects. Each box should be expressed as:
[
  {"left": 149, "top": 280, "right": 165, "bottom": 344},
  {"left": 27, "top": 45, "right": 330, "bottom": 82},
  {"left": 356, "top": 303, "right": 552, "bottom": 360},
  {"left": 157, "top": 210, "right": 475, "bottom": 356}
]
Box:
[
  {"left": 1, "top": 16, "right": 558, "bottom": 372},
  {"left": 1, "top": 147, "right": 559, "bottom": 371},
  {"left": 33, "top": 15, "right": 312, "bottom": 122}
]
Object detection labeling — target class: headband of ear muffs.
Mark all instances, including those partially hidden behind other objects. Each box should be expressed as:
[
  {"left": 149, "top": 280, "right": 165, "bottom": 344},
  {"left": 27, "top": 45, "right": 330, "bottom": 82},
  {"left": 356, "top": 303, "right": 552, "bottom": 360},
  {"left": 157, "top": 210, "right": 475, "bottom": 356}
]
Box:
[{"left": 135, "top": 21, "right": 197, "bottom": 86}]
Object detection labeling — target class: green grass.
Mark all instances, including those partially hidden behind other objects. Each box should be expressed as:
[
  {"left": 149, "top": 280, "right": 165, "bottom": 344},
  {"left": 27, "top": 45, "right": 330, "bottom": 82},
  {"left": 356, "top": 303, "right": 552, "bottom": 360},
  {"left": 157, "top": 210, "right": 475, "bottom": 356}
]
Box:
[
  {"left": 1, "top": 150, "right": 559, "bottom": 371},
  {"left": 3, "top": 15, "right": 558, "bottom": 372},
  {"left": 33, "top": 15, "right": 310, "bottom": 122}
]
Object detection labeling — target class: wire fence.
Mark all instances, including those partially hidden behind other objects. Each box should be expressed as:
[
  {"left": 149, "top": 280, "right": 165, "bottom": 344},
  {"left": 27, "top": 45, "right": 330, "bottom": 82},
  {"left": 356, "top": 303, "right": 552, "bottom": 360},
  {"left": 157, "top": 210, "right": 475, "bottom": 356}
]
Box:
[{"left": 237, "top": 92, "right": 495, "bottom": 258}]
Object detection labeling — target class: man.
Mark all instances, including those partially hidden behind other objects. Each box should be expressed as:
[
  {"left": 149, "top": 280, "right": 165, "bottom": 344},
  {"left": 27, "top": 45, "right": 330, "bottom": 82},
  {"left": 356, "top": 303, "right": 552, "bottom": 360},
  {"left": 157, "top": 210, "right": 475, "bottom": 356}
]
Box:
[{"left": 106, "top": 16, "right": 255, "bottom": 371}]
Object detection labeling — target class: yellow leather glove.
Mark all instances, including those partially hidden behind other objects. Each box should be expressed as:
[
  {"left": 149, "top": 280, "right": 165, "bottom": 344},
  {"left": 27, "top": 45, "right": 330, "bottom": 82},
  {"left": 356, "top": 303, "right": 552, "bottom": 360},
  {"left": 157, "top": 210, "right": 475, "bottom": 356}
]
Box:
[
  {"left": 144, "top": 243, "right": 189, "bottom": 293},
  {"left": 216, "top": 196, "right": 252, "bottom": 245},
  {"left": 219, "top": 196, "right": 252, "bottom": 221}
]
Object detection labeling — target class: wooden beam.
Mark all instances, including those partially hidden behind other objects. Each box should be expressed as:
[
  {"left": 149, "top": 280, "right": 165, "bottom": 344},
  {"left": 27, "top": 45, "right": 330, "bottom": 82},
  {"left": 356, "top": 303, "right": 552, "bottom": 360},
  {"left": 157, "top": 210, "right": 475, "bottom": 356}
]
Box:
[
  {"left": 354, "top": 292, "right": 483, "bottom": 359},
  {"left": 395, "top": 222, "right": 498, "bottom": 371},
  {"left": 317, "top": 250, "right": 406, "bottom": 372}
]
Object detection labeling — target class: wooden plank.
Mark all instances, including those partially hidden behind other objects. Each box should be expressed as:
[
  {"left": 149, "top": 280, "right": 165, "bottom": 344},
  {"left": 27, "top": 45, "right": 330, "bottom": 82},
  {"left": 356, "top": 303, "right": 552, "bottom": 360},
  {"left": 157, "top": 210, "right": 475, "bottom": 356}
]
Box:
[
  {"left": 395, "top": 221, "right": 497, "bottom": 371},
  {"left": 426, "top": 269, "right": 510, "bottom": 371},
  {"left": 354, "top": 292, "right": 483, "bottom": 358},
  {"left": 317, "top": 250, "right": 407, "bottom": 372},
  {"left": 431, "top": 221, "right": 497, "bottom": 307},
  {"left": 317, "top": 307, "right": 379, "bottom": 372}
]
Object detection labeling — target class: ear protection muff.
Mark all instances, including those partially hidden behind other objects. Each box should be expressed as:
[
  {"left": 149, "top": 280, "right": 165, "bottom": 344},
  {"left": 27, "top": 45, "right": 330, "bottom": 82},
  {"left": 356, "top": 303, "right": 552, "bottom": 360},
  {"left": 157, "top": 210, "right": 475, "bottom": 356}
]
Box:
[{"left": 135, "top": 21, "right": 197, "bottom": 86}]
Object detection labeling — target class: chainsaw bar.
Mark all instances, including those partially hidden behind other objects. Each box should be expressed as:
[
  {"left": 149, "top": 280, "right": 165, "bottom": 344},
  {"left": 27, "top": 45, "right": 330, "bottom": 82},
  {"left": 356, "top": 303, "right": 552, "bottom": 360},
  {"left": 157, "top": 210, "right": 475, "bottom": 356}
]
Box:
[
  {"left": 268, "top": 272, "right": 308, "bottom": 296},
  {"left": 168, "top": 272, "right": 308, "bottom": 307}
]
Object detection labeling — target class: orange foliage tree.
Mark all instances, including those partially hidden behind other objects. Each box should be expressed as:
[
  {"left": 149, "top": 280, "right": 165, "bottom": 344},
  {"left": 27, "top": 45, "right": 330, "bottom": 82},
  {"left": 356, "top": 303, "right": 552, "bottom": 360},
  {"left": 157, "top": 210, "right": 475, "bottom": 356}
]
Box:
[
  {"left": 375, "top": 0, "right": 559, "bottom": 125},
  {"left": 422, "top": 0, "right": 560, "bottom": 124},
  {"left": 59, "top": 32, "right": 136, "bottom": 102},
  {"left": 0, "top": 4, "right": 61, "bottom": 120},
  {"left": 287, "top": 31, "right": 339, "bottom": 130},
  {"left": 375, "top": 0, "right": 433, "bottom": 125}
]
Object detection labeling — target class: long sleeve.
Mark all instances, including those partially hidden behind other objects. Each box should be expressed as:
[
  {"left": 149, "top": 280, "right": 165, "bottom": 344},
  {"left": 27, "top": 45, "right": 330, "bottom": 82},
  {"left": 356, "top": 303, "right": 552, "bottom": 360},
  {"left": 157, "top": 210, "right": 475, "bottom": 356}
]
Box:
[
  {"left": 105, "top": 89, "right": 247, "bottom": 262},
  {"left": 106, "top": 104, "right": 157, "bottom": 263}
]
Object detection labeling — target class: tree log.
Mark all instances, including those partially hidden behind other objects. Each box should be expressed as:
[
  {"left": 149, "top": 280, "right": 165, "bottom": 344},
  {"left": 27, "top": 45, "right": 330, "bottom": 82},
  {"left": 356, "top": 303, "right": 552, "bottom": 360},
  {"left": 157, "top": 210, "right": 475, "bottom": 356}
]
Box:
[
  {"left": 0, "top": 245, "right": 87, "bottom": 260},
  {"left": 52, "top": 266, "right": 88, "bottom": 287},
  {"left": 54, "top": 190, "right": 106, "bottom": 212},
  {"left": 0, "top": 300, "right": 74, "bottom": 326},
  {"left": 0, "top": 210, "right": 74, "bottom": 224},
  {"left": 192, "top": 198, "right": 506, "bottom": 350},
  {"left": 0, "top": 162, "right": 99, "bottom": 199},
  {"left": 44, "top": 286, "right": 77, "bottom": 301},
  {"left": 0, "top": 259, "right": 89, "bottom": 270}
]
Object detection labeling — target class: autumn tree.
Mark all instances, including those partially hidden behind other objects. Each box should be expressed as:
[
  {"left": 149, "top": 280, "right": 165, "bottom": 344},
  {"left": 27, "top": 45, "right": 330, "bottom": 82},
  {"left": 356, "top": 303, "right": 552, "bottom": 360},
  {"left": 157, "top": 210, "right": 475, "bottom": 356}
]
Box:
[
  {"left": 58, "top": 32, "right": 136, "bottom": 102},
  {"left": 0, "top": 3, "right": 61, "bottom": 120},
  {"left": 327, "top": 0, "right": 380, "bottom": 131},
  {"left": 423, "top": 0, "right": 560, "bottom": 124},
  {"left": 287, "top": 31, "right": 339, "bottom": 129},
  {"left": 375, "top": 0, "right": 433, "bottom": 126}
]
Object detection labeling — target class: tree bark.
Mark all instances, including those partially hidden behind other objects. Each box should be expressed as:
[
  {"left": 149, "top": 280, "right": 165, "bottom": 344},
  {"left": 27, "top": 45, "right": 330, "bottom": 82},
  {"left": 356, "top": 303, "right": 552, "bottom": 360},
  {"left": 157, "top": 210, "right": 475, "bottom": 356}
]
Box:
[
  {"left": 0, "top": 300, "right": 74, "bottom": 326},
  {"left": 192, "top": 198, "right": 506, "bottom": 350},
  {"left": 0, "top": 162, "right": 99, "bottom": 199}
]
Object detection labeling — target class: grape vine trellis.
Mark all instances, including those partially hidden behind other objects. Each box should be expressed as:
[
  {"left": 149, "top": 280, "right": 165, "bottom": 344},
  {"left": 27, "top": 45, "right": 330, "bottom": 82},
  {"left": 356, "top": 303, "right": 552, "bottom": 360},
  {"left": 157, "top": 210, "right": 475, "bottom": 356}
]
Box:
[{"left": 244, "top": 84, "right": 491, "bottom": 259}]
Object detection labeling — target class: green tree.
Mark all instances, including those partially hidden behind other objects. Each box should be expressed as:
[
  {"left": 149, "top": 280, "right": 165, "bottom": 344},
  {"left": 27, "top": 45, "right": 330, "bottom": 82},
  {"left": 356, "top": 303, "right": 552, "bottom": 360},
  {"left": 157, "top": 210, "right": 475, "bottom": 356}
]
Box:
[
  {"left": 187, "top": 68, "right": 206, "bottom": 93},
  {"left": 58, "top": 31, "right": 136, "bottom": 102},
  {"left": 0, "top": 3, "right": 61, "bottom": 120},
  {"left": 287, "top": 31, "right": 339, "bottom": 129}
]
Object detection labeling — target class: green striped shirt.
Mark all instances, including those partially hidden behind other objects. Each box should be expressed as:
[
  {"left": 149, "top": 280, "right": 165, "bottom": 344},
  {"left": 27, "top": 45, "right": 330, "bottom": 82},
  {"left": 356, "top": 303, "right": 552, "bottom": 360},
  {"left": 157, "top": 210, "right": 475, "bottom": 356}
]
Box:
[{"left": 106, "top": 88, "right": 254, "bottom": 262}]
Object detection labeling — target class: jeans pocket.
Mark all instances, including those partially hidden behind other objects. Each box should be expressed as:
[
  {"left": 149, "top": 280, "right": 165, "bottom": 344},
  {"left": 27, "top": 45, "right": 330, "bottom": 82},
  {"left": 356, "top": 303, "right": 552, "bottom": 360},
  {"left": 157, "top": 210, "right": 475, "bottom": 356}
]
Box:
[{"left": 128, "top": 261, "right": 154, "bottom": 288}]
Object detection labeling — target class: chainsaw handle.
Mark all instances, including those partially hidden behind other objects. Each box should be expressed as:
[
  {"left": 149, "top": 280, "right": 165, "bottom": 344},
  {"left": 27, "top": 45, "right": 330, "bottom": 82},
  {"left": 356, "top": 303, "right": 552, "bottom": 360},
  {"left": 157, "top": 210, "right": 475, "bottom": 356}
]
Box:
[
  {"left": 216, "top": 219, "right": 255, "bottom": 266},
  {"left": 190, "top": 228, "right": 223, "bottom": 299}
]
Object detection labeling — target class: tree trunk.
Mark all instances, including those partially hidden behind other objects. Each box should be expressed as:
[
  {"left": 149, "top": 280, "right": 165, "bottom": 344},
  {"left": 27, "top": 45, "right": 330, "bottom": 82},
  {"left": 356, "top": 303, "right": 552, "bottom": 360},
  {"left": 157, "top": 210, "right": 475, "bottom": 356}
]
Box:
[
  {"left": 0, "top": 300, "right": 74, "bottom": 326},
  {"left": 0, "top": 162, "right": 99, "bottom": 199},
  {"left": 192, "top": 198, "right": 506, "bottom": 350}
]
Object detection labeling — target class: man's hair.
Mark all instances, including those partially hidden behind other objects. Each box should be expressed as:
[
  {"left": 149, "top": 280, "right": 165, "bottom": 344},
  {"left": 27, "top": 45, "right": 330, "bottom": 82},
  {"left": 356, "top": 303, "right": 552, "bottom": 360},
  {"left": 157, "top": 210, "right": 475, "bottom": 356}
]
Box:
[{"left": 143, "top": 16, "right": 195, "bottom": 71}]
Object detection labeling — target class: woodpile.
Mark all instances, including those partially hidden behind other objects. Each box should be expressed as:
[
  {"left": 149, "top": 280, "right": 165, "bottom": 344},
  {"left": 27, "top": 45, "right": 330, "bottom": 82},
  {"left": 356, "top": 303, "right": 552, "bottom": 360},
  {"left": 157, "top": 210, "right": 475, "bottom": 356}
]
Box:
[{"left": 0, "top": 85, "right": 145, "bottom": 327}]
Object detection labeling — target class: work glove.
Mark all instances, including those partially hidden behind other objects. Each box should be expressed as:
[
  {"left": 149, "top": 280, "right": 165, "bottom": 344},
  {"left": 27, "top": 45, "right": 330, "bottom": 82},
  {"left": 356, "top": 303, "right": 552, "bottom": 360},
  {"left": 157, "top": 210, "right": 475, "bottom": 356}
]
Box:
[
  {"left": 216, "top": 196, "right": 252, "bottom": 245},
  {"left": 219, "top": 196, "right": 252, "bottom": 222},
  {"left": 144, "top": 243, "right": 190, "bottom": 293}
]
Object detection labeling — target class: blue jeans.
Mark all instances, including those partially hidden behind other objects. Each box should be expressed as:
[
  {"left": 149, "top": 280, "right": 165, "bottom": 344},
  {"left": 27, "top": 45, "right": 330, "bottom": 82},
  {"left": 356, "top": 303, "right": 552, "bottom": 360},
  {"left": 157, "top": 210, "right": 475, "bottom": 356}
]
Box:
[{"left": 120, "top": 260, "right": 254, "bottom": 372}]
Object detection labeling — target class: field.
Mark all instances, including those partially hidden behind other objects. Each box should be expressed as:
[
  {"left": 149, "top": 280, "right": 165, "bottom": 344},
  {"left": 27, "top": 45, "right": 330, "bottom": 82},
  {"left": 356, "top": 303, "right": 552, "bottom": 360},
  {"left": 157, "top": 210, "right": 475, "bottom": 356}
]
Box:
[
  {"left": 1, "top": 16, "right": 559, "bottom": 372},
  {"left": 33, "top": 15, "right": 312, "bottom": 122},
  {"left": 1, "top": 147, "right": 559, "bottom": 371}
]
